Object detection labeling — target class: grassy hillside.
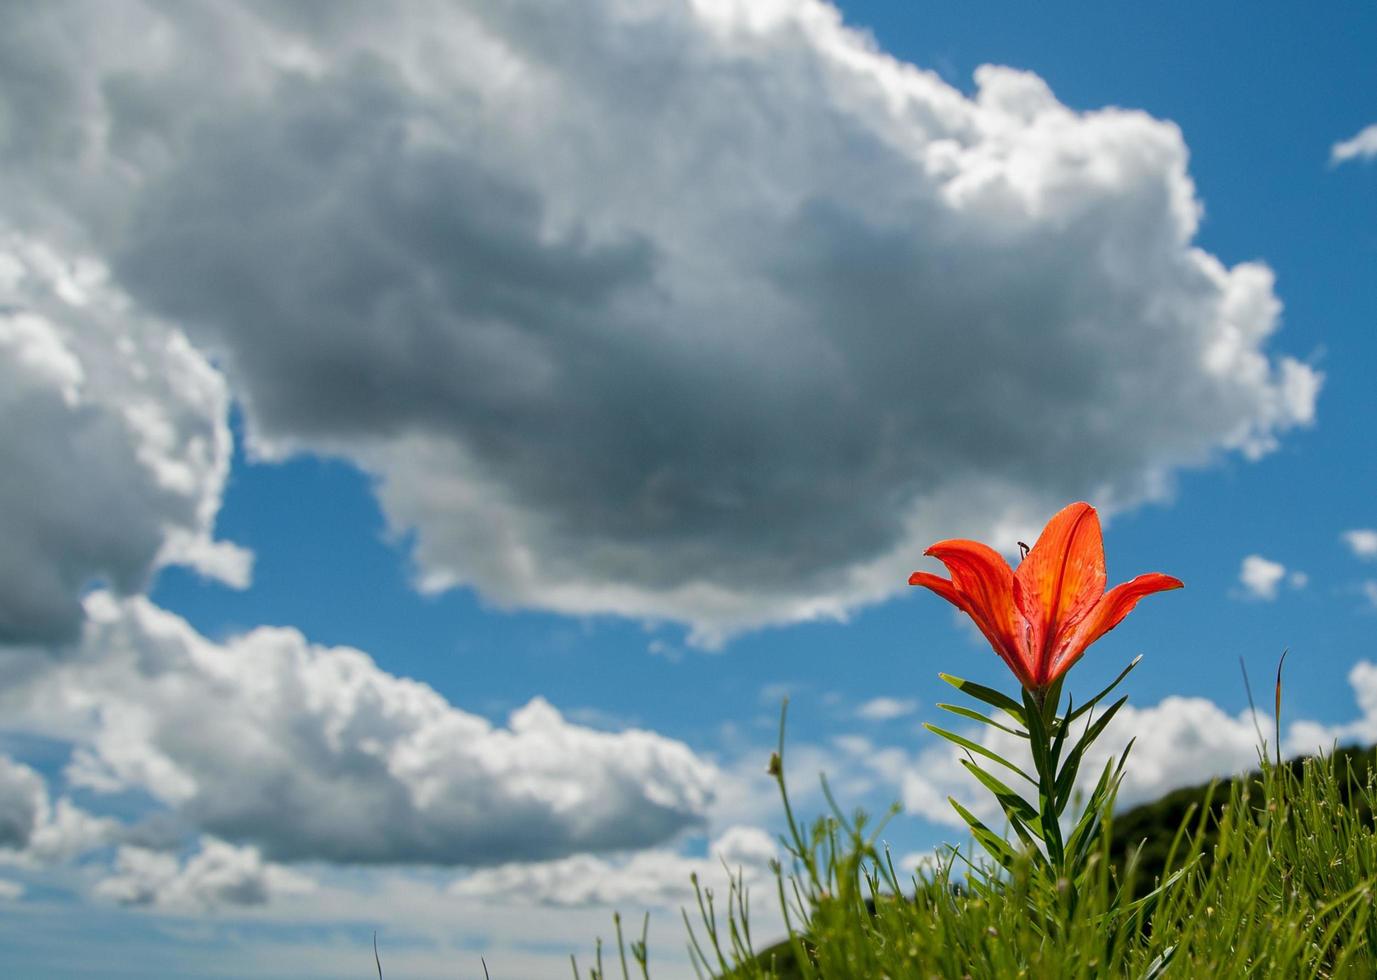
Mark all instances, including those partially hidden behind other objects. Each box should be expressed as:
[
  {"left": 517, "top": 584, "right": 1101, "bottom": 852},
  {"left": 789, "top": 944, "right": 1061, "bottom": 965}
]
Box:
[
  {"left": 579, "top": 745, "right": 1377, "bottom": 979},
  {"left": 1106, "top": 744, "right": 1376, "bottom": 891}
]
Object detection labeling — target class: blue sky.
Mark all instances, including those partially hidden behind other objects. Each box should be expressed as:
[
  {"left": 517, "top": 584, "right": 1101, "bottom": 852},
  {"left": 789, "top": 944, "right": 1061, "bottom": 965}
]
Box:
[{"left": 1, "top": 2, "right": 1376, "bottom": 977}]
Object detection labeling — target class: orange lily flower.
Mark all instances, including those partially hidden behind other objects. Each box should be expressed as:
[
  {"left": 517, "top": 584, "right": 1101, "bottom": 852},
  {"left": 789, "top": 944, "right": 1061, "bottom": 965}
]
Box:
[{"left": 909, "top": 502, "right": 1182, "bottom": 694}]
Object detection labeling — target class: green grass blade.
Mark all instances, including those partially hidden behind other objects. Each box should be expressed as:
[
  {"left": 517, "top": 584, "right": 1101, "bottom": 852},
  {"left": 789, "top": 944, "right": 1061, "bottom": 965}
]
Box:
[{"left": 1139, "top": 944, "right": 1176, "bottom": 980}]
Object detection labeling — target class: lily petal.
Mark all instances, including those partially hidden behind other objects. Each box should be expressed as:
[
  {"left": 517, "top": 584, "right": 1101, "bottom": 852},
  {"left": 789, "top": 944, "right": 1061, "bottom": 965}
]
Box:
[
  {"left": 922, "top": 540, "right": 1029, "bottom": 682},
  {"left": 1049, "top": 572, "right": 1184, "bottom": 680},
  {"left": 909, "top": 570, "right": 1035, "bottom": 689},
  {"left": 1014, "top": 502, "right": 1106, "bottom": 678}
]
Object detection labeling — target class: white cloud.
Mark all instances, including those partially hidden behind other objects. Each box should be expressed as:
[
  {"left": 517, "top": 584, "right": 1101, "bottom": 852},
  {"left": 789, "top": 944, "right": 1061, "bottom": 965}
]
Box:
[
  {"left": 0, "top": 879, "right": 22, "bottom": 901},
  {"left": 450, "top": 825, "right": 776, "bottom": 909},
  {"left": 1237, "top": 554, "right": 1305, "bottom": 601},
  {"left": 892, "top": 852, "right": 940, "bottom": 877},
  {"left": 855, "top": 697, "right": 918, "bottom": 722},
  {"left": 0, "top": 754, "right": 115, "bottom": 867},
  {"left": 899, "top": 661, "right": 1377, "bottom": 835},
  {"left": 1342, "top": 529, "right": 1377, "bottom": 559},
  {"left": 0, "top": 233, "right": 248, "bottom": 646},
  {"left": 700, "top": 734, "right": 876, "bottom": 833},
  {"left": 901, "top": 694, "right": 1266, "bottom": 830},
  {"left": 94, "top": 837, "right": 315, "bottom": 909},
  {"left": 1287, "top": 660, "right": 1377, "bottom": 754},
  {"left": 3, "top": 594, "right": 717, "bottom": 866},
  {"left": 1361, "top": 581, "right": 1377, "bottom": 611},
  {"left": 1239, "top": 554, "right": 1284, "bottom": 599},
  {"left": 1332, "top": 123, "right": 1377, "bottom": 165},
  {"left": 1109, "top": 698, "right": 1267, "bottom": 807},
  {"left": 3, "top": 854, "right": 720, "bottom": 979},
  {"left": 0, "top": 0, "right": 1319, "bottom": 646}
]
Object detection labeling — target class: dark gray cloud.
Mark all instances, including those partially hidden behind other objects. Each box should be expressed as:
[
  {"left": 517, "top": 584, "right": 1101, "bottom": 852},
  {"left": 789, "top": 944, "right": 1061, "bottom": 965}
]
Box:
[
  {"left": 0, "top": 756, "right": 41, "bottom": 850},
  {"left": 0, "top": 1, "right": 1319, "bottom": 644},
  {"left": 114, "top": 61, "right": 656, "bottom": 445}
]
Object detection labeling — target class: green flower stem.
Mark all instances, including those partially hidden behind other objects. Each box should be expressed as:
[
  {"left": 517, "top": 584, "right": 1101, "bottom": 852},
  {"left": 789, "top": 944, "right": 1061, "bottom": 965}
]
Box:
[{"left": 929, "top": 659, "right": 1140, "bottom": 888}]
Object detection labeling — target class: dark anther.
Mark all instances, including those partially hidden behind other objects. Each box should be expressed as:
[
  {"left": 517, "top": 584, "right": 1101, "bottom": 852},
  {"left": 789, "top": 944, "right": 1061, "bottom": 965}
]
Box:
[{"left": 1018, "top": 541, "right": 1031, "bottom": 560}]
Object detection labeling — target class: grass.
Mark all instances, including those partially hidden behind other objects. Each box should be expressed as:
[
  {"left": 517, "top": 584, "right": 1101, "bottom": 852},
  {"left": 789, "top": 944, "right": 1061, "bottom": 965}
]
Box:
[
  {"left": 576, "top": 738, "right": 1377, "bottom": 979},
  {"left": 1105, "top": 743, "right": 1377, "bottom": 895}
]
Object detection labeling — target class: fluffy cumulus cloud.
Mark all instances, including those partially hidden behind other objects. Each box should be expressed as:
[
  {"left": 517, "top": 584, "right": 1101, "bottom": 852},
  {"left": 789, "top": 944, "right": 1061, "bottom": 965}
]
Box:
[
  {"left": 901, "top": 694, "right": 1267, "bottom": 830},
  {"left": 1342, "top": 529, "right": 1377, "bottom": 559},
  {"left": 0, "top": 0, "right": 1319, "bottom": 646},
  {"left": 0, "top": 754, "right": 114, "bottom": 866},
  {"left": 94, "top": 837, "right": 315, "bottom": 909},
  {"left": 1332, "top": 123, "right": 1377, "bottom": 165},
  {"left": 896, "top": 663, "right": 1377, "bottom": 832},
  {"left": 0, "top": 234, "right": 248, "bottom": 646},
  {"left": 888, "top": 682, "right": 1276, "bottom": 831},
  {"left": 1237, "top": 554, "right": 1306, "bottom": 601},
  {"left": 1288, "top": 661, "right": 1377, "bottom": 754},
  {"left": 2, "top": 594, "right": 715, "bottom": 866},
  {"left": 450, "top": 825, "right": 776, "bottom": 908}
]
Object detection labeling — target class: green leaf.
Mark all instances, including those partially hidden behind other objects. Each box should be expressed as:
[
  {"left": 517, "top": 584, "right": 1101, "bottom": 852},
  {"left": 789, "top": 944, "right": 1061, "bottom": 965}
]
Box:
[
  {"left": 958, "top": 758, "right": 1041, "bottom": 830},
  {"left": 938, "top": 673, "right": 1026, "bottom": 724},
  {"left": 1041, "top": 675, "right": 1066, "bottom": 727},
  {"left": 1065, "top": 757, "right": 1116, "bottom": 866},
  {"left": 1113, "top": 736, "right": 1135, "bottom": 781},
  {"left": 937, "top": 703, "right": 1028, "bottom": 738},
  {"left": 1006, "top": 811, "right": 1049, "bottom": 871},
  {"left": 948, "top": 797, "right": 1018, "bottom": 870},
  {"left": 1068, "top": 808, "right": 1103, "bottom": 873},
  {"left": 1053, "top": 751, "right": 1083, "bottom": 814},
  {"left": 1066, "top": 736, "right": 1137, "bottom": 872},
  {"left": 1039, "top": 789, "right": 1064, "bottom": 869},
  {"left": 1024, "top": 685, "right": 1052, "bottom": 792},
  {"left": 1022, "top": 687, "right": 1064, "bottom": 865},
  {"left": 1049, "top": 695, "right": 1072, "bottom": 772},
  {"left": 924, "top": 724, "right": 1036, "bottom": 784},
  {"left": 1080, "top": 695, "right": 1128, "bottom": 748},
  {"left": 1066, "top": 656, "right": 1142, "bottom": 726},
  {"left": 1054, "top": 696, "right": 1127, "bottom": 812},
  {"left": 1022, "top": 688, "right": 1051, "bottom": 783}
]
